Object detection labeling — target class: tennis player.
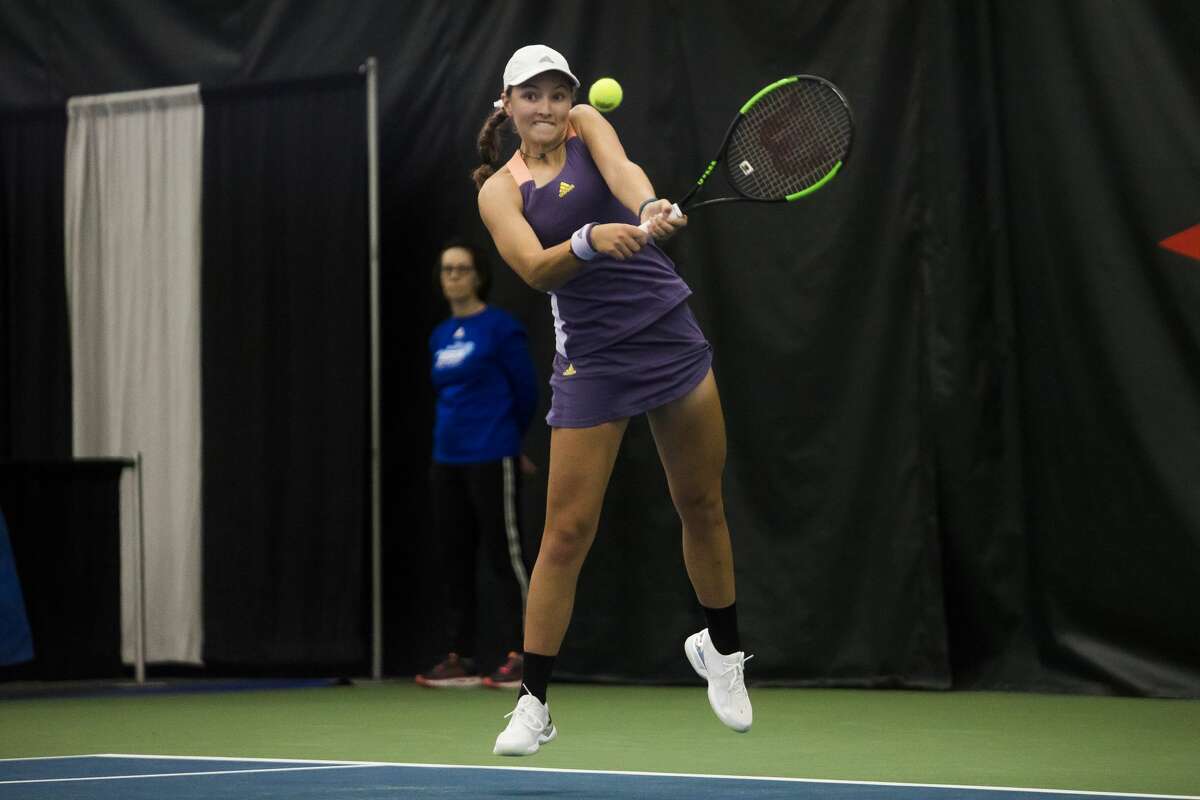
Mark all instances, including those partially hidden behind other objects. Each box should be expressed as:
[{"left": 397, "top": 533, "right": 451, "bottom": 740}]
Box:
[{"left": 474, "top": 44, "right": 752, "bottom": 756}]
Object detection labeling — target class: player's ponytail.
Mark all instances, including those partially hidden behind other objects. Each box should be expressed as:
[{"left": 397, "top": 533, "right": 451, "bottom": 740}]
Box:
[{"left": 472, "top": 103, "right": 510, "bottom": 190}]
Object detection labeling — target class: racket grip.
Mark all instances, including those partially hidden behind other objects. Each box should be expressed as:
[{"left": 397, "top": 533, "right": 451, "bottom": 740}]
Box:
[{"left": 636, "top": 203, "right": 683, "bottom": 236}]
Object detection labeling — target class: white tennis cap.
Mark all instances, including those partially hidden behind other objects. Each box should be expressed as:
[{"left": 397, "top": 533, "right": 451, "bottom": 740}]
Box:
[{"left": 499, "top": 44, "right": 579, "bottom": 94}]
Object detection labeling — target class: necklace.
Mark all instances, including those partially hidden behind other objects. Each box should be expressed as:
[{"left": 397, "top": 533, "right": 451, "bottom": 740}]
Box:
[{"left": 520, "top": 136, "right": 565, "bottom": 162}]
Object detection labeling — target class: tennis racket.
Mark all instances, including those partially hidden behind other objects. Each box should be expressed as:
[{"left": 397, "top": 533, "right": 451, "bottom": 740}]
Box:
[{"left": 638, "top": 74, "right": 853, "bottom": 231}]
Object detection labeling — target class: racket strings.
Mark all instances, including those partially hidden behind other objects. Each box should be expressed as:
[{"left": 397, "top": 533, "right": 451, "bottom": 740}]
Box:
[{"left": 725, "top": 80, "right": 852, "bottom": 201}]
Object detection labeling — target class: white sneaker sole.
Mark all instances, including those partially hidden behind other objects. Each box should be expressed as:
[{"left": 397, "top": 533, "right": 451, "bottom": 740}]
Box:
[
  {"left": 415, "top": 676, "right": 482, "bottom": 688},
  {"left": 493, "top": 724, "right": 557, "bottom": 756}
]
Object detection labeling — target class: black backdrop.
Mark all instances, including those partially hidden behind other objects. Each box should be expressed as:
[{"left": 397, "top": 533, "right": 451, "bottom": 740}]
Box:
[
  {"left": 1, "top": 1, "right": 1198, "bottom": 696},
  {"left": 0, "top": 105, "right": 70, "bottom": 459},
  {"left": 200, "top": 75, "right": 368, "bottom": 668}
]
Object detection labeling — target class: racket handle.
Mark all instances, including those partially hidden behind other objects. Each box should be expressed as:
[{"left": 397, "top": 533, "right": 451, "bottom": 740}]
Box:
[{"left": 636, "top": 203, "right": 683, "bottom": 236}]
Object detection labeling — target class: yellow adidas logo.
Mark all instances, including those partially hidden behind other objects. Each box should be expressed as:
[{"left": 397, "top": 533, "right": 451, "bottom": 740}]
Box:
[
  {"left": 558, "top": 181, "right": 575, "bottom": 198},
  {"left": 562, "top": 362, "right": 576, "bottom": 376}
]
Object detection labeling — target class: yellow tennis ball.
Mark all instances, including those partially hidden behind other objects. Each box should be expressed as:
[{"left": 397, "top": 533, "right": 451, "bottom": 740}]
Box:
[{"left": 588, "top": 77, "right": 623, "bottom": 113}]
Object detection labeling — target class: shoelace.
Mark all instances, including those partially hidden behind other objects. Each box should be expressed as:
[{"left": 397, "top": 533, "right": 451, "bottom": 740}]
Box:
[
  {"left": 504, "top": 687, "right": 548, "bottom": 734},
  {"left": 503, "top": 702, "right": 548, "bottom": 734},
  {"left": 719, "top": 654, "right": 754, "bottom": 696}
]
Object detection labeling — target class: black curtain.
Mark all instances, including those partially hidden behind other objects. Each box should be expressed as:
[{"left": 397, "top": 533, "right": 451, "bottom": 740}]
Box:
[
  {"left": 922, "top": 2, "right": 1037, "bottom": 690},
  {"left": 0, "top": 106, "right": 71, "bottom": 460},
  {"left": 200, "top": 74, "right": 368, "bottom": 668},
  {"left": 987, "top": 3, "right": 1200, "bottom": 694}
]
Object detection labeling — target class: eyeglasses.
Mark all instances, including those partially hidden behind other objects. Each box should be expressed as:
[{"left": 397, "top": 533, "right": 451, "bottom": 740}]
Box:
[{"left": 440, "top": 265, "right": 475, "bottom": 276}]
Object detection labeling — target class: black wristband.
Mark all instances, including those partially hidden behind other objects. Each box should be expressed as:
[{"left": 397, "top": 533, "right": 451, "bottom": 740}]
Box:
[{"left": 637, "top": 197, "right": 659, "bottom": 218}]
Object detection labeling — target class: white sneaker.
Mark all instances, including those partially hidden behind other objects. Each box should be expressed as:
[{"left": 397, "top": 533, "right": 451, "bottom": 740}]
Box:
[
  {"left": 492, "top": 691, "right": 557, "bottom": 756},
  {"left": 685, "top": 628, "right": 753, "bottom": 732}
]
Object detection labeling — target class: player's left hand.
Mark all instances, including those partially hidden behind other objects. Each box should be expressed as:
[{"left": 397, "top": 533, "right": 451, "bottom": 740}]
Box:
[{"left": 639, "top": 199, "right": 687, "bottom": 241}]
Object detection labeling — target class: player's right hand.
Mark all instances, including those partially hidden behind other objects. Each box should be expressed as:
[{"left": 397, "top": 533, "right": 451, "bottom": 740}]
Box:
[
  {"left": 591, "top": 223, "right": 650, "bottom": 260},
  {"left": 640, "top": 199, "right": 687, "bottom": 241}
]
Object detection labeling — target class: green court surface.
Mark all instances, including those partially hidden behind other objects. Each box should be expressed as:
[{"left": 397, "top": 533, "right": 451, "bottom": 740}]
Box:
[{"left": 2, "top": 682, "right": 1197, "bottom": 796}]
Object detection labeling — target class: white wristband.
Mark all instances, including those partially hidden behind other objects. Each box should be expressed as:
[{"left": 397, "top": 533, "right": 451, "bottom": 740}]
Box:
[{"left": 570, "top": 223, "right": 598, "bottom": 262}]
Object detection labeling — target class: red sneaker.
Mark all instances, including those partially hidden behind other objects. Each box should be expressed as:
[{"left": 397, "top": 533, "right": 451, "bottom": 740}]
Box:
[
  {"left": 483, "top": 651, "right": 524, "bottom": 690},
  {"left": 415, "top": 653, "right": 482, "bottom": 688}
]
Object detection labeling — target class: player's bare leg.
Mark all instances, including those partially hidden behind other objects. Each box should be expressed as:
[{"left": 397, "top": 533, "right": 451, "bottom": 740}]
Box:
[
  {"left": 494, "top": 419, "right": 627, "bottom": 755},
  {"left": 649, "top": 369, "right": 752, "bottom": 732},
  {"left": 525, "top": 420, "right": 627, "bottom": 655},
  {"left": 648, "top": 370, "right": 734, "bottom": 608}
]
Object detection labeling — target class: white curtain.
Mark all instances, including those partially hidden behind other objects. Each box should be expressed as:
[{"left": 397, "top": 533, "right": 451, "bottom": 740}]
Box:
[{"left": 64, "top": 85, "right": 204, "bottom": 664}]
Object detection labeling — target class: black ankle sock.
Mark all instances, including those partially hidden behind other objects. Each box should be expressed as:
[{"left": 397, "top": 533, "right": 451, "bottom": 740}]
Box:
[
  {"left": 520, "top": 651, "right": 556, "bottom": 705},
  {"left": 702, "top": 602, "right": 741, "bottom": 654}
]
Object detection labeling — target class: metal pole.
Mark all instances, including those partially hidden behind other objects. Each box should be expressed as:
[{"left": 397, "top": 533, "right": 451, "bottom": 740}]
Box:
[
  {"left": 363, "top": 56, "right": 384, "bottom": 681},
  {"left": 135, "top": 451, "right": 147, "bottom": 685}
]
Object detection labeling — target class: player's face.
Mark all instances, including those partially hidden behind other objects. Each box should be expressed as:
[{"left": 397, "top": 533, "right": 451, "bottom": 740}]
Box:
[
  {"left": 439, "top": 247, "right": 479, "bottom": 302},
  {"left": 507, "top": 73, "right": 573, "bottom": 148}
]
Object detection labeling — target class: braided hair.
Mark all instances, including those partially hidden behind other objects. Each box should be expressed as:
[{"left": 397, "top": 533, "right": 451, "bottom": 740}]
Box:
[{"left": 472, "top": 93, "right": 512, "bottom": 189}]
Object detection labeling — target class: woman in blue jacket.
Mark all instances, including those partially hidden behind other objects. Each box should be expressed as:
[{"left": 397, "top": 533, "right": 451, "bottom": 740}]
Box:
[{"left": 417, "top": 240, "right": 538, "bottom": 690}]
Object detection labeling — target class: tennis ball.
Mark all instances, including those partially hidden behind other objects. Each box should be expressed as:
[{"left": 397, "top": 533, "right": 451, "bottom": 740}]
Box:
[{"left": 588, "top": 77, "right": 623, "bottom": 113}]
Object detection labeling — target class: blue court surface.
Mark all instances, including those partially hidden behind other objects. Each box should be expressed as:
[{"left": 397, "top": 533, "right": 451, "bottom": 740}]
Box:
[{"left": 2, "top": 756, "right": 1197, "bottom": 800}]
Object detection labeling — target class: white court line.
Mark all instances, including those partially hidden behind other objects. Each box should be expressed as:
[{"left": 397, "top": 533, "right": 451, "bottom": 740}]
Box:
[
  {"left": 0, "top": 755, "right": 104, "bottom": 763},
  {"left": 0, "top": 764, "right": 378, "bottom": 785},
  {"left": 94, "top": 754, "right": 347, "bottom": 764},
  {"left": 77, "top": 754, "right": 1200, "bottom": 800}
]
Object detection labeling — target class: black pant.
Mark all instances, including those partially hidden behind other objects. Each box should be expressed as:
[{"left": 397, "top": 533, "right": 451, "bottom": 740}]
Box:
[{"left": 430, "top": 458, "right": 527, "bottom": 658}]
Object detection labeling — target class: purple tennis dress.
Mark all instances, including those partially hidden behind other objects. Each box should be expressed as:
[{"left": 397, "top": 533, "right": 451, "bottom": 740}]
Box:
[{"left": 505, "top": 124, "right": 713, "bottom": 427}]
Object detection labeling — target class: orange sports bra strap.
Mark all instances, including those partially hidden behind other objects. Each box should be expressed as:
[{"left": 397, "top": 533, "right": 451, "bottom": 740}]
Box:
[
  {"left": 505, "top": 150, "right": 532, "bottom": 186},
  {"left": 505, "top": 123, "right": 578, "bottom": 188}
]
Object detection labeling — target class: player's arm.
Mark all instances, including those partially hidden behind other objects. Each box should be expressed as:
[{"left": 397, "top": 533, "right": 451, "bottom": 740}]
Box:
[
  {"left": 570, "top": 104, "right": 686, "bottom": 239},
  {"left": 478, "top": 173, "right": 579, "bottom": 292},
  {"left": 478, "top": 169, "right": 649, "bottom": 290}
]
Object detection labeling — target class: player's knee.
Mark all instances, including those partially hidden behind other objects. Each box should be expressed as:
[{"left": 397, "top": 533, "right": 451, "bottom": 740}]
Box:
[
  {"left": 538, "top": 520, "right": 594, "bottom": 567},
  {"left": 676, "top": 489, "right": 726, "bottom": 534}
]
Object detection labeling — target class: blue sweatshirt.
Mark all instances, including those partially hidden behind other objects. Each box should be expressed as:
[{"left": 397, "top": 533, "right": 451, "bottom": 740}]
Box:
[{"left": 430, "top": 306, "right": 538, "bottom": 464}]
